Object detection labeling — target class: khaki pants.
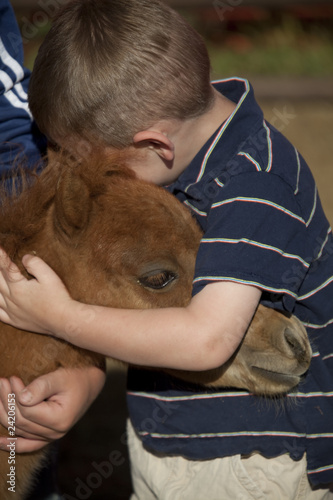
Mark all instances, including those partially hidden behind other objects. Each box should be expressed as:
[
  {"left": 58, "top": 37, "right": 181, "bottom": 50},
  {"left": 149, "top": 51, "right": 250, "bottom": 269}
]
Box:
[{"left": 127, "top": 420, "right": 333, "bottom": 500}]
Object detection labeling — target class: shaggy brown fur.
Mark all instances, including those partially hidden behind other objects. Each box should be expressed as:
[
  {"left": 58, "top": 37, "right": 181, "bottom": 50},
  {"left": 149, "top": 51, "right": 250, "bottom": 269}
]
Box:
[{"left": 0, "top": 151, "right": 311, "bottom": 498}]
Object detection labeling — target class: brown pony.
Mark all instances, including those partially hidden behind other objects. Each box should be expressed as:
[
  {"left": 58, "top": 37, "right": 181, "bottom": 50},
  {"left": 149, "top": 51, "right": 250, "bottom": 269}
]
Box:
[{"left": 0, "top": 151, "right": 312, "bottom": 499}]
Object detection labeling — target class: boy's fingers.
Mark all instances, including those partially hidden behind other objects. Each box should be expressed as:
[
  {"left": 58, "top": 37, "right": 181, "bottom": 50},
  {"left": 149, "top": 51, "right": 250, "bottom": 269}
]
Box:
[
  {"left": 21, "top": 254, "right": 64, "bottom": 287},
  {"left": 18, "top": 372, "right": 55, "bottom": 407},
  {"left": 16, "top": 373, "right": 68, "bottom": 432},
  {"left": 0, "top": 247, "right": 10, "bottom": 266},
  {"left": 0, "top": 378, "right": 12, "bottom": 426},
  {"left": 0, "top": 247, "right": 15, "bottom": 270},
  {"left": 0, "top": 377, "right": 64, "bottom": 440},
  {"left": 0, "top": 436, "right": 49, "bottom": 453},
  {"left": 0, "top": 378, "right": 46, "bottom": 441},
  {"left": 0, "top": 249, "right": 23, "bottom": 283},
  {"left": 9, "top": 397, "right": 67, "bottom": 439},
  {"left": 9, "top": 376, "right": 25, "bottom": 396},
  {"left": 0, "top": 252, "right": 53, "bottom": 285},
  {"left": 13, "top": 437, "right": 49, "bottom": 453}
]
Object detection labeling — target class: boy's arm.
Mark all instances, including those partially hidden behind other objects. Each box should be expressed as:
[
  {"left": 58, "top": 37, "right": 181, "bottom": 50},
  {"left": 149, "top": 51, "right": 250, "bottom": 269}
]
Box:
[
  {"left": 0, "top": 366, "right": 106, "bottom": 452},
  {"left": 0, "top": 251, "right": 261, "bottom": 371}
]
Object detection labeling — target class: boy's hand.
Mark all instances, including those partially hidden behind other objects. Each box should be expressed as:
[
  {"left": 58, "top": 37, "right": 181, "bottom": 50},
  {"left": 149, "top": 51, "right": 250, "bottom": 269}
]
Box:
[
  {"left": 0, "top": 367, "right": 106, "bottom": 452},
  {"left": 0, "top": 248, "right": 71, "bottom": 335}
]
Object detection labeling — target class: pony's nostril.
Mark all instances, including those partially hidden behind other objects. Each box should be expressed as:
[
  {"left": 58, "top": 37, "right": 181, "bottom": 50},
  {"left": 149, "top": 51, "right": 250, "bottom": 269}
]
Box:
[{"left": 284, "top": 327, "right": 306, "bottom": 360}]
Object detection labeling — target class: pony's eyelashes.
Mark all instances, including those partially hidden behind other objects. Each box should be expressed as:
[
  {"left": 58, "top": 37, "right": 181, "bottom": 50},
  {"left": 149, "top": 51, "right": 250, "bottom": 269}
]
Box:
[{"left": 138, "top": 269, "right": 178, "bottom": 291}]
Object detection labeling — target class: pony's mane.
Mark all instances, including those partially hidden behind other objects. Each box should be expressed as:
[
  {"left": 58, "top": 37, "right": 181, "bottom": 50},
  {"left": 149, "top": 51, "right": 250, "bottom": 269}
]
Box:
[
  {"left": 0, "top": 163, "right": 58, "bottom": 260},
  {"left": 0, "top": 149, "right": 135, "bottom": 260}
]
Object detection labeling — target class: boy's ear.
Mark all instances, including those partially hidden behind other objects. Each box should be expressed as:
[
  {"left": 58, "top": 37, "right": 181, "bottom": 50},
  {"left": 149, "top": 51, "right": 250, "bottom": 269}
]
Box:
[{"left": 133, "top": 130, "right": 175, "bottom": 162}]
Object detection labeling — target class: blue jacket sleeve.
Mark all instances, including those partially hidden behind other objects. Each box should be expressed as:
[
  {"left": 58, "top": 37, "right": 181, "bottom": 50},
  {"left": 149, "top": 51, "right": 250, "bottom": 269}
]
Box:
[{"left": 0, "top": 0, "right": 46, "bottom": 176}]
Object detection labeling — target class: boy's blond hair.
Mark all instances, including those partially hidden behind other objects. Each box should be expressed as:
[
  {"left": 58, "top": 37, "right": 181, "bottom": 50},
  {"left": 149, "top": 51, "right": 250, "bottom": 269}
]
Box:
[{"left": 29, "top": 0, "right": 214, "bottom": 148}]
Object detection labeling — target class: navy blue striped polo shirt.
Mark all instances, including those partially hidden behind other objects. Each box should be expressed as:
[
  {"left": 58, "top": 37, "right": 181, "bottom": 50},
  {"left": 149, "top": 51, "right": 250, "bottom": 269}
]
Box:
[
  {"left": 0, "top": 0, "right": 46, "bottom": 177},
  {"left": 127, "top": 78, "right": 333, "bottom": 486}
]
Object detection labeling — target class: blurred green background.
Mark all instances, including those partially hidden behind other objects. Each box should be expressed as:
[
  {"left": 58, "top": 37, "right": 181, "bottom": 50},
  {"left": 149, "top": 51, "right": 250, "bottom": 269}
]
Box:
[{"left": 11, "top": 1, "right": 333, "bottom": 77}]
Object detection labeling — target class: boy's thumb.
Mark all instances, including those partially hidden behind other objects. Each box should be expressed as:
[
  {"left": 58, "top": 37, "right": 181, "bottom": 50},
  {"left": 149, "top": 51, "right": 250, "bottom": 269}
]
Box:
[
  {"left": 9, "top": 377, "right": 32, "bottom": 404},
  {"left": 18, "top": 388, "right": 33, "bottom": 405},
  {"left": 17, "top": 377, "right": 44, "bottom": 406},
  {"left": 21, "top": 254, "right": 57, "bottom": 285},
  {"left": 21, "top": 254, "right": 43, "bottom": 277},
  {"left": 18, "top": 371, "right": 56, "bottom": 406}
]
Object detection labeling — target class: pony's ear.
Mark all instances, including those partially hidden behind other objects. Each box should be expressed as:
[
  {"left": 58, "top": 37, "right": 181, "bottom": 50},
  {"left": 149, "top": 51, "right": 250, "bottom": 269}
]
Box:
[{"left": 54, "top": 165, "right": 92, "bottom": 239}]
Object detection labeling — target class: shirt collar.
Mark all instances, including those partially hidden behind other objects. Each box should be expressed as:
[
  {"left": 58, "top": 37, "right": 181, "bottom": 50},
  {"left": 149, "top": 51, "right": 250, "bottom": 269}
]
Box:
[{"left": 170, "top": 77, "right": 263, "bottom": 194}]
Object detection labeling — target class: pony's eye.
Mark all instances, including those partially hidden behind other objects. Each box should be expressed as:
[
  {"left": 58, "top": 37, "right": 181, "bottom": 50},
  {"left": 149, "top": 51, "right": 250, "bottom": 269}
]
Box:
[{"left": 138, "top": 271, "right": 177, "bottom": 290}]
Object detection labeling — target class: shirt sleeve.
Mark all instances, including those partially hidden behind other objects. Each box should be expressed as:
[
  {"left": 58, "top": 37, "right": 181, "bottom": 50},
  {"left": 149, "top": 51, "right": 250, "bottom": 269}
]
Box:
[
  {"left": 0, "top": 0, "right": 46, "bottom": 176},
  {"left": 192, "top": 170, "right": 312, "bottom": 310}
]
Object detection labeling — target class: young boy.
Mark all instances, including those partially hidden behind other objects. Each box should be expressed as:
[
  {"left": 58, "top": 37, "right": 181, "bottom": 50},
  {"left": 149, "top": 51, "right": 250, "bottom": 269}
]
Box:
[{"left": 0, "top": 0, "right": 332, "bottom": 498}]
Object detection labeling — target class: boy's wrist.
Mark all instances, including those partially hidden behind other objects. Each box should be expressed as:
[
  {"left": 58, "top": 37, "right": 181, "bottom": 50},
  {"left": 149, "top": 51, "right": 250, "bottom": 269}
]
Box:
[{"left": 58, "top": 299, "right": 95, "bottom": 344}]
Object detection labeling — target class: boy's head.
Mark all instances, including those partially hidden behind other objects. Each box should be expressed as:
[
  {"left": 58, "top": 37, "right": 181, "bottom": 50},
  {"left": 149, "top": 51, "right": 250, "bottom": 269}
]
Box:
[{"left": 29, "top": 0, "right": 214, "bottom": 150}]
